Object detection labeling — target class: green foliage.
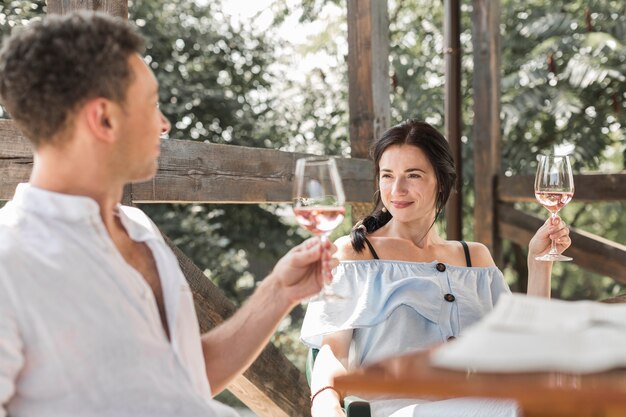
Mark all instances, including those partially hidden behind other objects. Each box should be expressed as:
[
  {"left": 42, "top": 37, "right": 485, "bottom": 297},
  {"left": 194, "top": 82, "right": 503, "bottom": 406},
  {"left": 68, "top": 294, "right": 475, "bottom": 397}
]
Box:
[
  {"left": 130, "top": 0, "right": 282, "bottom": 148},
  {"left": 0, "top": 1, "right": 45, "bottom": 32},
  {"left": 501, "top": 0, "right": 626, "bottom": 174}
]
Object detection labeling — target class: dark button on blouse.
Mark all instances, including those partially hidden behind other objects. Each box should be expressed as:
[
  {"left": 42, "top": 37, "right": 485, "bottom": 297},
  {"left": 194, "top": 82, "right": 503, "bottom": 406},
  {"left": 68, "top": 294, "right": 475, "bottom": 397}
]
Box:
[
  {"left": 444, "top": 293, "right": 456, "bottom": 302},
  {"left": 436, "top": 262, "right": 446, "bottom": 272}
]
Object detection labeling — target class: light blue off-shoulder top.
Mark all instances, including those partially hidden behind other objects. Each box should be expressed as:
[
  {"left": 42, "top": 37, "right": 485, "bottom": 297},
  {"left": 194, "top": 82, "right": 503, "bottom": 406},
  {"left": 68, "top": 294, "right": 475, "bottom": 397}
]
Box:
[
  {"left": 301, "top": 260, "right": 517, "bottom": 417},
  {"left": 301, "top": 260, "right": 511, "bottom": 367}
]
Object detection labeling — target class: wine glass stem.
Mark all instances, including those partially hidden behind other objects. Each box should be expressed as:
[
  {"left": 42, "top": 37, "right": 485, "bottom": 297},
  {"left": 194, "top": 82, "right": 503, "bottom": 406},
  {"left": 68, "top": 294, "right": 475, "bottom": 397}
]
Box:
[
  {"left": 320, "top": 234, "right": 329, "bottom": 285},
  {"left": 549, "top": 213, "right": 559, "bottom": 255}
]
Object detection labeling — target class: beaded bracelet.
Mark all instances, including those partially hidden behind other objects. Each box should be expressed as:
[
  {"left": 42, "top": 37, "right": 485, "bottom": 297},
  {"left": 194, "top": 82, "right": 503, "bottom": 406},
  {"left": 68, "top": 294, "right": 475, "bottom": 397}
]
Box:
[{"left": 310, "top": 385, "right": 343, "bottom": 406}]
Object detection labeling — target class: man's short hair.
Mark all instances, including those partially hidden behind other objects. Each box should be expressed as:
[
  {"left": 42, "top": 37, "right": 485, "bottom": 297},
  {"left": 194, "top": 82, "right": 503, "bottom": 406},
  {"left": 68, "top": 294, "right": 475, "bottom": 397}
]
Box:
[{"left": 0, "top": 11, "right": 145, "bottom": 147}]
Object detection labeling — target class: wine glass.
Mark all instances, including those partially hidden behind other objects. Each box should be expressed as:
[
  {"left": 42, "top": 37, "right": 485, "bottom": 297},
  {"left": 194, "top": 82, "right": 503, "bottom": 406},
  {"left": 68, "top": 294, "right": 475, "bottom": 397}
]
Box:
[
  {"left": 534, "top": 154, "right": 574, "bottom": 261},
  {"left": 293, "top": 156, "right": 346, "bottom": 299}
]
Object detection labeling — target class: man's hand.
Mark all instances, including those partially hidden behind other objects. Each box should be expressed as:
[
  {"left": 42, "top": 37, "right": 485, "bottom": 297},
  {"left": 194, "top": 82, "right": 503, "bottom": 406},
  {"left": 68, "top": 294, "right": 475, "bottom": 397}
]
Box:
[
  {"left": 529, "top": 215, "right": 571, "bottom": 259},
  {"left": 268, "top": 237, "right": 339, "bottom": 308},
  {"left": 201, "top": 237, "right": 339, "bottom": 393}
]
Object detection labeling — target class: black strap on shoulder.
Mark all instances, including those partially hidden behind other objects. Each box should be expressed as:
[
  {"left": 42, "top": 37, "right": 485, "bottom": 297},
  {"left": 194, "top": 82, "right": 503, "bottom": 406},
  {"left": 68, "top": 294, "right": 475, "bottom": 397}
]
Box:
[
  {"left": 363, "top": 237, "right": 380, "bottom": 260},
  {"left": 460, "top": 241, "right": 472, "bottom": 267}
]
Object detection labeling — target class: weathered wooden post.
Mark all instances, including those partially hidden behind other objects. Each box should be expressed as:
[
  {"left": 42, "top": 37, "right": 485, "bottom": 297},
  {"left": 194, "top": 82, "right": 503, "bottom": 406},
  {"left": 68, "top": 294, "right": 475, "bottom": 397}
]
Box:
[
  {"left": 472, "top": 0, "right": 502, "bottom": 262},
  {"left": 444, "top": 0, "right": 463, "bottom": 240},
  {"left": 347, "top": 0, "right": 390, "bottom": 221}
]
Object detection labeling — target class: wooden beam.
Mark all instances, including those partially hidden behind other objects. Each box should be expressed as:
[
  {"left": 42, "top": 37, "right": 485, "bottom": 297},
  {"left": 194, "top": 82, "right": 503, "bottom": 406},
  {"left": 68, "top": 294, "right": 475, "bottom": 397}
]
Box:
[
  {"left": 444, "top": 0, "right": 463, "bottom": 240},
  {"left": 0, "top": 120, "right": 374, "bottom": 203},
  {"left": 499, "top": 173, "right": 626, "bottom": 202},
  {"left": 46, "top": 0, "right": 128, "bottom": 19},
  {"left": 166, "top": 237, "right": 310, "bottom": 417},
  {"left": 498, "top": 203, "right": 626, "bottom": 285},
  {"left": 0, "top": 120, "right": 33, "bottom": 200},
  {"left": 130, "top": 139, "right": 374, "bottom": 204},
  {"left": 472, "top": 0, "right": 501, "bottom": 261},
  {"left": 347, "top": 0, "right": 390, "bottom": 158}
]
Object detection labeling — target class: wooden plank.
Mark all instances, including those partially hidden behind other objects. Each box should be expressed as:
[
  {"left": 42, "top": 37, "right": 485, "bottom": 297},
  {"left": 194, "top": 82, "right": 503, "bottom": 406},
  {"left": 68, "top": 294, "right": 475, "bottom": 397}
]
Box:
[
  {"left": 498, "top": 203, "right": 626, "bottom": 285},
  {"left": 130, "top": 139, "right": 374, "bottom": 204},
  {"left": 444, "top": 0, "right": 463, "bottom": 240},
  {"left": 472, "top": 0, "right": 501, "bottom": 260},
  {"left": 0, "top": 120, "right": 33, "bottom": 199},
  {"left": 47, "top": 0, "right": 128, "bottom": 18},
  {"left": 166, "top": 237, "right": 310, "bottom": 417},
  {"left": 347, "top": 0, "right": 390, "bottom": 158},
  {"left": 0, "top": 120, "right": 375, "bottom": 203},
  {"left": 499, "top": 173, "right": 626, "bottom": 202}
]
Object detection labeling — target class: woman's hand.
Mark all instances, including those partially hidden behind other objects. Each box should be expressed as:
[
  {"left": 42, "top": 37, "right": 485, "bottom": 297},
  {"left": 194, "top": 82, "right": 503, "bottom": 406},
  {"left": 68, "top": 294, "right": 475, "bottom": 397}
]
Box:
[
  {"left": 527, "top": 216, "right": 571, "bottom": 298},
  {"left": 529, "top": 216, "right": 571, "bottom": 259}
]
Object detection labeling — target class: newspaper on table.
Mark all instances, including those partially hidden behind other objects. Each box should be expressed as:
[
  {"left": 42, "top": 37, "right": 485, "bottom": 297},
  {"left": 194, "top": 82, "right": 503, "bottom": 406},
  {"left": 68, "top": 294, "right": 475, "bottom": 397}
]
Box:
[{"left": 431, "top": 293, "right": 626, "bottom": 373}]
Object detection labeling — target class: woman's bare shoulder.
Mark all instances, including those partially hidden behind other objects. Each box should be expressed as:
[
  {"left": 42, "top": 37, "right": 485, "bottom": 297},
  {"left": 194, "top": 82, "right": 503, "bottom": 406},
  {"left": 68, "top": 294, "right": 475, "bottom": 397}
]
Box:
[
  {"left": 333, "top": 235, "right": 374, "bottom": 261},
  {"left": 465, "top": 241, "right": 496, "bottom": 267}
]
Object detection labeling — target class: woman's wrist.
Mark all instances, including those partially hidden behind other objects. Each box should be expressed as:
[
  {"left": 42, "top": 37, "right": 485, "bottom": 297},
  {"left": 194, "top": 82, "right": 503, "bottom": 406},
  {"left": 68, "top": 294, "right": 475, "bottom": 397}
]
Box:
[
  {"left": 311, "top": 385, "right": 342, "bottom": 404},
  {"left": 527, "top": 259, "right": 553, "bottom": 298},
  {"left": 310, "top": 388, "right": 344, "bottom": 417},
  {"left": 528, "top": 258, "right": 552, "bottom": 274}
]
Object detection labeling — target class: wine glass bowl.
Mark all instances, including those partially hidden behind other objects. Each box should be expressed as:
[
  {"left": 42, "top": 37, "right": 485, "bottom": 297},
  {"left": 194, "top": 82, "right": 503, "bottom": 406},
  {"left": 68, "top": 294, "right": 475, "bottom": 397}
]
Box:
[
  {"left": 534, "top": 154, "right": 574, "bottom": 262},
  {"left": 293, "top": 156, "right": 346, "bottom": 299}
]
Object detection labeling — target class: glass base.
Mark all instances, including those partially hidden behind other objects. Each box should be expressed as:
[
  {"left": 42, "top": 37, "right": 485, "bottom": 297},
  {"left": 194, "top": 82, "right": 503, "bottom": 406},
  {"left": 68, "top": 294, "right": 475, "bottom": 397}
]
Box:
[{"left": 535, "top": 253, "right": 573, "bottom": 262}]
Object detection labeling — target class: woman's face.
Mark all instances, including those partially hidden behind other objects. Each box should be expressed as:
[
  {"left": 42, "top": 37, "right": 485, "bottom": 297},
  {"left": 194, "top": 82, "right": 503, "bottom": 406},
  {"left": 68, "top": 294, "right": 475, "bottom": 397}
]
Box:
[{"left": 378, "top": 144, "right": 438, "bottom": 224}]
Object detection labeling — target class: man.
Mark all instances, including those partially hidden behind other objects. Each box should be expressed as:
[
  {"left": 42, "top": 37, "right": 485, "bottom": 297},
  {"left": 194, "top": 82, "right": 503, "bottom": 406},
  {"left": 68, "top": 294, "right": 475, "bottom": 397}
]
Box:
[{"left": 0, "top": 11, "right": 336, "bottom": 417}]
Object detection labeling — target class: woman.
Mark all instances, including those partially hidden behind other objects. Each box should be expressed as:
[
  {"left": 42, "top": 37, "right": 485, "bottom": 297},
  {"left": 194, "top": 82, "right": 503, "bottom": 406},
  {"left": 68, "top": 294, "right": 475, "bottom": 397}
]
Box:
[{"left": 301, "top": 120, "right": 571, "bottom": 417}]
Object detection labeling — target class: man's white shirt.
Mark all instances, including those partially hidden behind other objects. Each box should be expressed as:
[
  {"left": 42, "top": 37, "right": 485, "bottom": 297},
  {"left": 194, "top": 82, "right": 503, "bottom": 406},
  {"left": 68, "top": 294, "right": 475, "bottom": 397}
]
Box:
[{"left": 0, "top": 183, "right": 238, "bottom": 417}]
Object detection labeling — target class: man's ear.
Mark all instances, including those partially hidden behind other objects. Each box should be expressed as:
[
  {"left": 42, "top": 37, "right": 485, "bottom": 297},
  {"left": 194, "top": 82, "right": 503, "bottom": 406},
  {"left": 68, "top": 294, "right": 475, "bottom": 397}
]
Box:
[{"left": 82, "top": 98, "right": 118, "bottom": 144}]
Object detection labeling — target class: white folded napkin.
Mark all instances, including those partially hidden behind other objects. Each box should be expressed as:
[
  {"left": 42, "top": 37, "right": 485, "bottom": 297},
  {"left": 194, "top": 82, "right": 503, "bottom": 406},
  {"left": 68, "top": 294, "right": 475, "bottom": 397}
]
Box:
[{"left": 431, "top": 293, "right": 626, "bottom": 373}]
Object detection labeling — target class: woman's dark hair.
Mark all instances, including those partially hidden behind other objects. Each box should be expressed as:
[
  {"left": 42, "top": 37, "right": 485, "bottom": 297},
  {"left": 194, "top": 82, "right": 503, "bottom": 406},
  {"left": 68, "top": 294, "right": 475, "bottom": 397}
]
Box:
[{"left": 350, "top": 119, "right": 457, "bottom": 252}]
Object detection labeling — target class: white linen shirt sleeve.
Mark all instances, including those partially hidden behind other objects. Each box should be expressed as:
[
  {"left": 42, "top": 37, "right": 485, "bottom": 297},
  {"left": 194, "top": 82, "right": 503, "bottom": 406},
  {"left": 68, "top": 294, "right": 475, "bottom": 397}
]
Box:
[{"left": 0, "top": 270, "right": 25, "bottom": 417}]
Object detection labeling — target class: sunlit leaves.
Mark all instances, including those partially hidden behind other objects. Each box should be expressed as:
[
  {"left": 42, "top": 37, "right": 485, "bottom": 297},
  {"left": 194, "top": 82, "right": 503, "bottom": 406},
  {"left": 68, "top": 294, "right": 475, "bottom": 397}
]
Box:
[
  {"left": 501, "top": 1, "right": 626, "bottom": 175},
  {"left": 130, "top": 0, "right": 280, "bottom": 147},
  {"left": 565, "top": 53, "right": 625, "bottom": 88}
]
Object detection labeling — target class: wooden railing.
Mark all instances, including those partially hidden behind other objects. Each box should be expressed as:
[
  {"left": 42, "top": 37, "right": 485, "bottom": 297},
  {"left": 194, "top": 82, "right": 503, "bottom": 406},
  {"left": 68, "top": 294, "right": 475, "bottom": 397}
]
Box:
[
  {"left": 499, "top": 174, "right": 626, "bottom": 202},
  {"left": 0, "top": 121, "right": 373, "bottom": 205}
]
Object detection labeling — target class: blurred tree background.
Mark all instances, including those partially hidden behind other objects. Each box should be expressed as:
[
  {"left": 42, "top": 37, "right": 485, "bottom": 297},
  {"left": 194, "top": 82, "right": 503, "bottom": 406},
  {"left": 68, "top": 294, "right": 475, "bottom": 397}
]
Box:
[{"left": 1, "top": 0, "right": 625, "bottom": 411}]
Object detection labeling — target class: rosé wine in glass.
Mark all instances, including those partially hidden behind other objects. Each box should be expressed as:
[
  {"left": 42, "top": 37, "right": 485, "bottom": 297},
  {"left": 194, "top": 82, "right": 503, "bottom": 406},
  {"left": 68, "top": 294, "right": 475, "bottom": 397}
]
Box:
[
  {"left": 293, "top": 206, "right": 346, "bottom": 235},
  {"left": 534, "top": 191, "right": 574, "bottom": 214}
]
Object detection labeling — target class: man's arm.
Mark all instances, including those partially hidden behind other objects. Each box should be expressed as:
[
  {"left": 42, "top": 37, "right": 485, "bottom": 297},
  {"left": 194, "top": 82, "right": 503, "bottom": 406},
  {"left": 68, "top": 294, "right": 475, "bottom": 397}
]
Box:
[{"left": 200, "top": 237, "right": 337, "bottom": 394}]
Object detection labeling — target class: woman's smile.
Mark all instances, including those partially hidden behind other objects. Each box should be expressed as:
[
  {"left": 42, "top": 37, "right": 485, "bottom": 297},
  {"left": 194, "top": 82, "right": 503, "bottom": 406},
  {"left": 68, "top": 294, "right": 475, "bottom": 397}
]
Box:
[{"left": 391, "top": 200, "right": 414, "bottom": 209}]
